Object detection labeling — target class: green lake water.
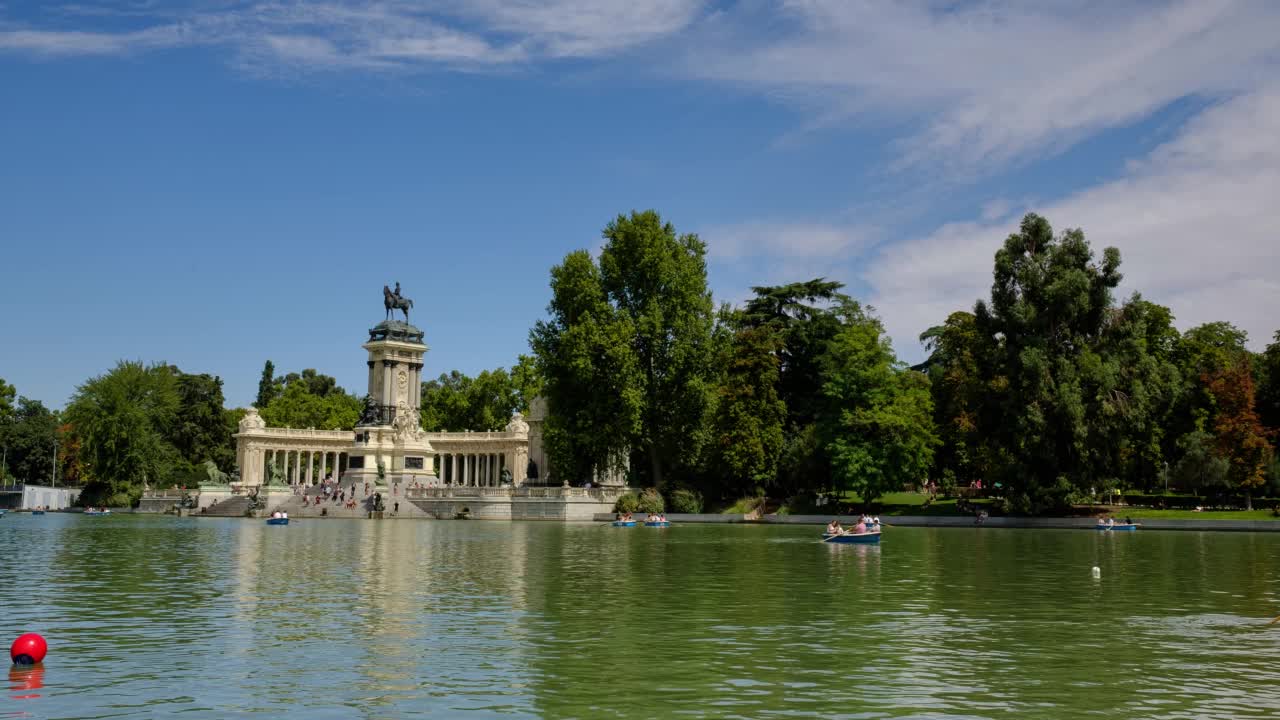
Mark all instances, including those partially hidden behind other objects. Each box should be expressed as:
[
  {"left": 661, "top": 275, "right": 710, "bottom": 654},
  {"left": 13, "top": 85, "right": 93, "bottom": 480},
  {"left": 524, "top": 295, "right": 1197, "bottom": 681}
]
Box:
[{"left": 3, "top": 514, "right": 1279, "bottom": 719}]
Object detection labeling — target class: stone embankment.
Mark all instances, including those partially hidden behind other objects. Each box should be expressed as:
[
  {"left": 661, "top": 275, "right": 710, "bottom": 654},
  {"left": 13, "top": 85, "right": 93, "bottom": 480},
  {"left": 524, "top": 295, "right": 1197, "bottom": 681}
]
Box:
[{"left": 592, "top": 513, "right": 1280, "bottom": 532}]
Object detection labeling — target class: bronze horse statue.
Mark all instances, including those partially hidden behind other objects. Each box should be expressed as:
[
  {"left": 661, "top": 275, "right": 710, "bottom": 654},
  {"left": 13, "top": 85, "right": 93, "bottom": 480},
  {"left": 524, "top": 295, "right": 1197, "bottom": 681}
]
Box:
[{"left": 384, "top": 285, "right": 413, "bottom": 323}]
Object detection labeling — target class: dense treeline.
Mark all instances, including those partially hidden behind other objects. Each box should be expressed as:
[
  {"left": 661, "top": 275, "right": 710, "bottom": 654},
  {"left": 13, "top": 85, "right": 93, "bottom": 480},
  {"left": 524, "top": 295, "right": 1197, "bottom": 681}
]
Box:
[
  {"left": 4, "top": 211, "right": 1276, "bottom": 514},
  {"left": 530, "top": 211, "right": 1280, "bottom": 513},
  {"left": 1, "top": 362, "right": 241, "bottom": 506}
]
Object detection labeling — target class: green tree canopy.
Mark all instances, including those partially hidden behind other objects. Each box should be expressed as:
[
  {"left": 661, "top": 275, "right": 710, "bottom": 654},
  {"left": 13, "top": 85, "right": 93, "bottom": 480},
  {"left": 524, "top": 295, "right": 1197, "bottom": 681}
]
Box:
[
  {"left": 420, "top": 368, "right": 522, "bottom": 432},
  {"left": 531, "top": 249, "right": 641, "bottom": 484},
  {"left": 708, "top": 322, "right": 786, "bottom": 497},
  {"left": 819, "top": 302, "right": 937, "bottom": 505},
  {"left": 971, "top": 213, "right": 1128, "bottom": 511},
  {"left": 597, "top": 210, "right": 717, "bottom": 487},
  {"left": 66, "top": 361, "right": 182, "bottom": 505},
  {"left": 3, "top": 396, "right": 59, "bottom": 485}
]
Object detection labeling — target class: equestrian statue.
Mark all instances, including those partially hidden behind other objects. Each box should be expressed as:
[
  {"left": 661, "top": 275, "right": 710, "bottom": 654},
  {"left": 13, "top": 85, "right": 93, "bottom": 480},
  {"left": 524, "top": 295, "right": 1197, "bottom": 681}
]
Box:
[{"left": 384, "top": 281, "right": 413, "bottom": 323}]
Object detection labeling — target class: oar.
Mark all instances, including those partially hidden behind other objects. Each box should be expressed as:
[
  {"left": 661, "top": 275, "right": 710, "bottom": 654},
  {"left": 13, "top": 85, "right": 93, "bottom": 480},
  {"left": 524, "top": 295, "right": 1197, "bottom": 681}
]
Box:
[{"left": 1268, "top": 615, "right": 1280, "bottom": 626}]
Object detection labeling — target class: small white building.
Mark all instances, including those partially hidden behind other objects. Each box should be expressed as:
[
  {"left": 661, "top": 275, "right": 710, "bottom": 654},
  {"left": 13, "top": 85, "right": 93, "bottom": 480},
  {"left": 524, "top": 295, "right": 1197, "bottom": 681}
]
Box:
[{"left": 18, "top": 484, "right": 82, "bottom": 510}]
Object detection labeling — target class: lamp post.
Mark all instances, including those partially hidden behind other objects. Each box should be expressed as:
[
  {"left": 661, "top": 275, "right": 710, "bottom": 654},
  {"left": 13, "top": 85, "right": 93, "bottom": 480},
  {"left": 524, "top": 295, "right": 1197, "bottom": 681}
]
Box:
[{"left": 52, "top": 436, "right": 58, "bottom": 488}]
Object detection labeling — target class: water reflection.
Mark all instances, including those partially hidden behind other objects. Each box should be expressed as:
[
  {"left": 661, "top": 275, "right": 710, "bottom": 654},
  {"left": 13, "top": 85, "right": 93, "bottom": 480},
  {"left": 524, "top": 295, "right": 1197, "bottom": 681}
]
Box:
[
  {"left": 9, "top": 664, "right": 44, "bottom": 700},
  {"left": 0, "top": 516, "right": 1278, "bottom": 718}
]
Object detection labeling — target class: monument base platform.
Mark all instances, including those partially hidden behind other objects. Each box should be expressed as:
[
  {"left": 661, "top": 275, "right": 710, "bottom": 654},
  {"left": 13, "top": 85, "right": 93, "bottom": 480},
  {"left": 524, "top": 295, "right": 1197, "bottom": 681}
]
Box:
[{"left": 406, "top": 485, "right": 626, "bottom": 521}]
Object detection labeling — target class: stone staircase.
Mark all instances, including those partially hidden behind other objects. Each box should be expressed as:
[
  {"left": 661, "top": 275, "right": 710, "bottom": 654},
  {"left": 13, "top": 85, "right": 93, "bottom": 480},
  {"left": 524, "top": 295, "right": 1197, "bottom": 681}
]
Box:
[
  {"left": 264, "top": 484, "right": 428, "bottom": 519},
  {"left": 198, "top": 495, "right": 254, "bottom": 517}
]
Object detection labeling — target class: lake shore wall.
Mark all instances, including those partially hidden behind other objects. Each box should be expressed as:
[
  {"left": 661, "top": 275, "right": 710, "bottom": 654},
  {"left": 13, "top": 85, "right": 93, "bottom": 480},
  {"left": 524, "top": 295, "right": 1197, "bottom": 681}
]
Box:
[{"left": 591, "top": 513, "right": 1280, "bottom": 532}]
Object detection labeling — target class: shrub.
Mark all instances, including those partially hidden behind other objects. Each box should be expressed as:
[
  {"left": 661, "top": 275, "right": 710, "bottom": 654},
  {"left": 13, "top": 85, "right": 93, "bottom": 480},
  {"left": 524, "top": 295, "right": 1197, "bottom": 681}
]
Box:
[
  {"left": 637, "top": 487, "right": 665, "bottom": 514},
  {"left": 667, "top": 488, "right": 703, "bottom": 514},
  {"left": 613, "top": 493, "right": 639, "bottom": 514}
]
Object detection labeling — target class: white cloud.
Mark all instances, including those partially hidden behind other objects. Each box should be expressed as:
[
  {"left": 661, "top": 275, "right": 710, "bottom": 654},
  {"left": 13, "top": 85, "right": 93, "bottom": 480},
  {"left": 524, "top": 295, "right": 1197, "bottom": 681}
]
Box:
[
  {"left": 448, "top": 0, "right": 705, "bottom": 58},
  {"left": 866, "top": 87, "right": 1280, "bottom": 360},
  {"left": 688, "top": 0, "right": 1280, "bottom": 174},
  {"left": 0, "top": 0, "right": 704, "bottom": 69},
  {"left": 703, "top": 220, "right": 874, "bottom": 261}
]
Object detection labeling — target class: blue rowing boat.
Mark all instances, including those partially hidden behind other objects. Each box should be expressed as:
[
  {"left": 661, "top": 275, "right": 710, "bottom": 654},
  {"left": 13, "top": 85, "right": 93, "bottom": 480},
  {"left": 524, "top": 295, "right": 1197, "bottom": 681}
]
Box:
[
  {"left": 1095, "top": 523, "right": 1138, "bottom": 531},
  {"left": 31, "top": 510, "right": 46, "bottom": 515},
  {"left": 612, "top": 521, "right": 636, "bottom": 527},
  {"left": 823, "top": 531, "right": 881, "bottom": 544},
  {"left": 644, "top": 521, "right": 670, "bottom": 527},
  {"left": 266, "top": 517, "right": 289, "bottom": 526}
]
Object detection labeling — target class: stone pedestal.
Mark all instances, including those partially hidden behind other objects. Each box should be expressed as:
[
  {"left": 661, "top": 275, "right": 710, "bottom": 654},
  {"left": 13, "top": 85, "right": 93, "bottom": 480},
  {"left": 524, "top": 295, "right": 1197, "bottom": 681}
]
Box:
[{"left": 344, "top": 320, "right": 437, "bottom": 488}]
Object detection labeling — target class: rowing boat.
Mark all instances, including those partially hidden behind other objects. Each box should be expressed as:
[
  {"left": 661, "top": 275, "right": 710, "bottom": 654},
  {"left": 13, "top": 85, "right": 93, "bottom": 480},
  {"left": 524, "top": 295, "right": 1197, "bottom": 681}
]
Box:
[
  {"left": 1095, "top": 523, "right": 1139, "bottom": 532},
  {"left": 822, "top": 530, "right": 881, "bottom": 544},
  {"left": 266, "top": 517, "right": 290, "bottom": 525},
  {"left": 612, "top": 520, "right": 636, "bottom": 527},
  {"left": 644, "top": 521, "right": 670, "bottom": 527}
]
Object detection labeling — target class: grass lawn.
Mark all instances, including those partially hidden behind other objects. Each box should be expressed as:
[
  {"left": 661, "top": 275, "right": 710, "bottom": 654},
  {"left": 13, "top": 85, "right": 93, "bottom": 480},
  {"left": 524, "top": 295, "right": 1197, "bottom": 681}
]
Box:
[{"left": 1106, "top": 508, "right": 1279, "bottom": 521}]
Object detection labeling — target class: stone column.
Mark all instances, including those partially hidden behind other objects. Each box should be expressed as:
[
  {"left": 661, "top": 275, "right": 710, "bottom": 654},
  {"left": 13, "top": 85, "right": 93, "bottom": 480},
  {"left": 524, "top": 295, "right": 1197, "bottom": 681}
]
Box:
[
  {"left": 367, "top": 360, "right": 376, "bottom": 399},
  {"left": 382, "top": 360, "right": 394, "bottom": 415},
  {"left": 282, "top": 450, "right": 290, "bottom": 486}
]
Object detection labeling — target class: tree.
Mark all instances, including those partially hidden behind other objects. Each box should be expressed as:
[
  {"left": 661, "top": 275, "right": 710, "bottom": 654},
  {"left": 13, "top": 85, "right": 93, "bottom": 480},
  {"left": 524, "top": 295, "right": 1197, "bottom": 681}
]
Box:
[
  {"left": 1203, "top": 357, "right": 1273, "bottom": 508},
  {"left": 1170, "top": 430, "right": 1229, "bottom": 496},
  {"left": 511, "top": 354, "right": 543, "bottom": 414},
  {"left": 4, "top": 397, "right": 59, "bottom": 485},
  {"left": 0, "top": 378, "right": 15, "bottom": 427},
  {"left": 970, "top": 213, "right": 1138, "bottom": 511},
  {"left": 819, "top": 302, "right": 937, "bottom": 506},
  {"left": 66, "top": 361, "right": 182, "bottom": 506},
  {"left": 709, "top": 322, "right": 786, "bottom": 496},
  {"left": 170, "top": 372, "right": 235, "bottom": 472},
  {"left": 420, "top": 368, "right": 522, "bottom": 432},
  {"left": 919, "top": 311, "right": 985, "bottom": 487},
  {"left": 531, "top": 249, "right": 641, "bottom": 484},
  {"left": 1089, "top": 297, "right": 1184, "bottom": 492},
  {"left": 0, "top": 378, "right": 17, "bottom": 482},
  {"left": 1256, "top": 331, "right": 1280, "bottom": 450},
  {"left": 597, "top": 210, "right": 717, "bottom": 487},
  {"left": 260, "top": 381, "right": 360, "bottom": 430},
  {"left": 742, "top": 279, "right": 849, "bottom": 427},
  {"left": 255, "top": 360, "right": 277, "bottom": 409},
  {"left": 1172, "top": 322, "right": 1251, "bottom": 439}
]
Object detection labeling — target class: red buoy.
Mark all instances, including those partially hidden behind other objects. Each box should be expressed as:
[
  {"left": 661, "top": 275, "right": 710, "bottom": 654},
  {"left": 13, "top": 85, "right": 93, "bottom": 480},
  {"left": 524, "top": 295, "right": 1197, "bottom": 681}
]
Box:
[{"left": 10, "top": 633, "right": 47, "bottom": 665}]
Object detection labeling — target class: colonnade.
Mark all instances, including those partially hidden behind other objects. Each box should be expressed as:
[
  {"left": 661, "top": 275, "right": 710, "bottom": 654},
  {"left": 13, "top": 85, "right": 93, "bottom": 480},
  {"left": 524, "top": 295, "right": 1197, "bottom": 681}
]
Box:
[
  {"left": 262, "top": 448, "right": 348, "bottom": 487},
  {"left": 436, "top": 452, "right": 508, "bottom": 487}
]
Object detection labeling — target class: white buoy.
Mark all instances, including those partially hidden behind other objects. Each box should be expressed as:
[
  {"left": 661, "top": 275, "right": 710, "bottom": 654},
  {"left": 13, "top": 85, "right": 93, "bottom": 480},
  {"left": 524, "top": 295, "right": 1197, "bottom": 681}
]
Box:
[{"left": 1091, "top": 566, "right": 1101, "bottom": 579}]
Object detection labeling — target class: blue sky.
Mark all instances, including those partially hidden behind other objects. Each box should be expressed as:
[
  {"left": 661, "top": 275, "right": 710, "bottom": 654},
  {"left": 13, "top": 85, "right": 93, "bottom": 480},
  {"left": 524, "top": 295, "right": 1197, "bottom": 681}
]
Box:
[{"left": 2, "top": 1, "right": 1278, "bottom": 409}]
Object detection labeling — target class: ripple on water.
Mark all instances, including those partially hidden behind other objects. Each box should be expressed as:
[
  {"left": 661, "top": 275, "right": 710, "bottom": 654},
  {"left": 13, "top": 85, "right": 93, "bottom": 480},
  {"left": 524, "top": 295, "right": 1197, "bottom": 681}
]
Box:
[{"left": 1, "top": 518, "right": 1278, "bottom": 717}]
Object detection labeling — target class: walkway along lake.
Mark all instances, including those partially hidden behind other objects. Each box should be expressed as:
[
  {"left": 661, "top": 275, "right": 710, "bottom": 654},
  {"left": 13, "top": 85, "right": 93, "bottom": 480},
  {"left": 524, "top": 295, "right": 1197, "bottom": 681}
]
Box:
[{"left": 3, "top": 513, "right": 1279, "bottom": 718}]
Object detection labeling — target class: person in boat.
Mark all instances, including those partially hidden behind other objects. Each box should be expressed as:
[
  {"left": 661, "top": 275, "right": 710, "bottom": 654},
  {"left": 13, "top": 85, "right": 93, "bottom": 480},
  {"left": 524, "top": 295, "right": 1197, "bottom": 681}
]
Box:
[
  {"left": 271, "top": 510, "right": 281, "bottom": 519},
  {"left": 281, "top": 511, "right": 288, "bottom": 519},
  {"left": 871, "top": 516, "right": 881, "bottom": 530},
  {"left": 826, "top": 519, "right": 843, "bottom": 535},
  {"left": 1106, "top": 517, "right": 1115, "bottom": 528},
  {"left": 853, "top": 519, "right": 867, "bottom": 534},
  {"left": 1124, "top": 516, "right": 1133, "bottom": 526}
]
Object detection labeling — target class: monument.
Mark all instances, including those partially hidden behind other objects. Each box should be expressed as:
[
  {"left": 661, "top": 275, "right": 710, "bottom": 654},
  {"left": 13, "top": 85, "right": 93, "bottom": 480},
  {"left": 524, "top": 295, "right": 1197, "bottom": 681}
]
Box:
[
  {"left": 344, "top": 284, "right": 438, "bottom": 488},
  {"left": 221, "top": 283, "right": 628, "bottom": 520}
]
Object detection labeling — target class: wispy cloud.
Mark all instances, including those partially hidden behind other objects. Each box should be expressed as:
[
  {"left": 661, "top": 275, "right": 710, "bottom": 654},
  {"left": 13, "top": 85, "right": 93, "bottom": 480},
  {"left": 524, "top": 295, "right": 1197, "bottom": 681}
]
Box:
[
  {"left": 687, "top": 0, "right": 1280, "bottom": 175},
  {"left": 865, "top": 87, "right": 1280, "bottom": 360},
  {"left": 703, "top": 220, "right": 875, "bottom": 262},
  {"left": 0, "top": 0, "right": 706, "bottom": 69}
]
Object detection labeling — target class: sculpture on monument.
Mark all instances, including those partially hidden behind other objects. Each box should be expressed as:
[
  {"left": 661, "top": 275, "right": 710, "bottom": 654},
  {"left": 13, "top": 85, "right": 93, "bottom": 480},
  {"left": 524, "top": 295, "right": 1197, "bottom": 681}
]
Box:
[
  {"left": 358, "top": 394, "right": 381, "bottom": 426},
  {"left": 383, "top": 282, "right": 413, "bottom": 323}
]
